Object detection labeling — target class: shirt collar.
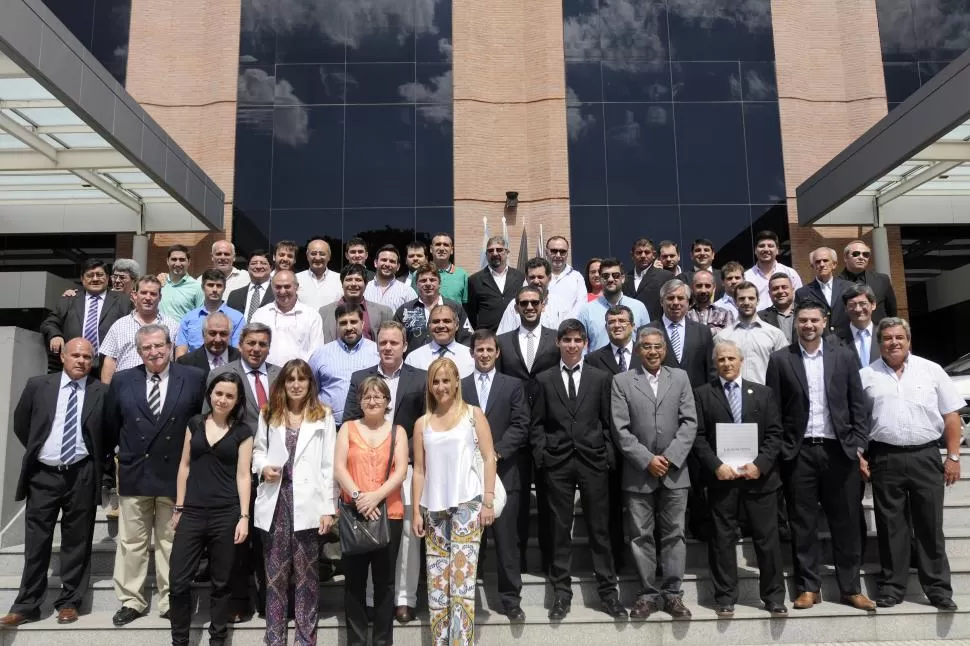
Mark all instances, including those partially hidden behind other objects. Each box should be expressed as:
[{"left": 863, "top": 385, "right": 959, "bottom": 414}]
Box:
[
  {"left": 561, "top": 359, "right": 583, "bottom": 373},
  {"left": 518, "top": 325, "right": 539, "bottom": 338},
  {"left": 59, "top": 372, "right": 87, "bottom": 390},
  {"left": 662, "top": 314, "right": 682, "bottom": 328},
  {"left": 753, "top": 263, "right": 778, "bottom": 278},
  {"left": 378, "top": 363, "right": 403, "bottom": 379},
  {"left": 719, "top": 376, "right": 743, "bottom": 391},
  {"left": 440, "top": 264, "right": 456, "bottom": 275},
  {"left": 852, "top": 321, "right": 874, "bottom": 336},
  {"left": 430, "top": 339, "right": 457, "bottom": 354},
  {"left": 246, "top": 362, "right": 267, "bottom": 375},
  {"left": 147, "top": 364, "right": 171, "bottom": 381},
  {"left": 489, "top": 265, "right": 508, "bottom": 279},
  {"left": 611, "top": 339, "right": 634, "bottom": 355},
  {"left": 205, "top": 348, "right": 228, "bottom": 364},
  {"left": 799, "top": 340, "right": 824, "bottom": 359},
  {"left": 476, "top": 368, "right": 496, "bottom": 380},
  {"left": 736, "top": 315, "right": 764, "bottom": 329},
  {"left": 337, "top": 337, "right": 365, "bottom": 352},
  {"left": 817, "top": 276, "right": 833, "bottom": 288}
]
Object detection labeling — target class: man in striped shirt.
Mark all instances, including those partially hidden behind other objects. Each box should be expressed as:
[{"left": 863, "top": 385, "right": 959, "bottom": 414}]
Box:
[
  {"left": 364, "top": 244, "right": 417, "bottom": 311},
  {"left": 99, "top": 275, "right": 179, "bottom": 383}
]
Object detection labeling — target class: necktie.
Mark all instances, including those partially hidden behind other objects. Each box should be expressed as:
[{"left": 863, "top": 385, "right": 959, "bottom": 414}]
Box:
[
  {"left": 60, "top": 382, "right": 79, "bottom": 465},
  {"left": 212, "top": 354, "right": 224, "bottom": 368},
  {"left": 83, "top": 294, "right": 100, "bottom": 351},
  {"left": 616, "top": 347, "right": 627, "bottom": 371},
  {"left": 565, "top": 365, "right": 578, "bottom": 400},
  {"left": 726, "top": 381, "right": 742, "bottom": 424},
  {"left": 857, "top": 329, "right": 869, "bottom": 369},
  {"left": 148, "top": 373, "right": 162, "bottom": 418},
  {"left": 247, "top": 284, "right": 262, "bottom": 322},
  {"left": 669, "top": 323, "right": 683, "bottom": 363},
  {"left": 252, "top": 370, "right": 267, "bottom": 409},
  {"left": 478, "top": 373, "right": 491, "bottom": 409},
  {"left": 436, "top": 345, "right": 448, "bottom": 358},
  {"left": 525, "top": 331, "right": 536, "bottom": 372}
]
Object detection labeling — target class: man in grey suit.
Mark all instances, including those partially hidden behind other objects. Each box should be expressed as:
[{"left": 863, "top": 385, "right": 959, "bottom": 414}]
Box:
[
  {"left": 611, "top": 325, "right": 697, "bottom": 620},
  {"left": 319, "top": 264, "right": 394, "bottom": 343}
]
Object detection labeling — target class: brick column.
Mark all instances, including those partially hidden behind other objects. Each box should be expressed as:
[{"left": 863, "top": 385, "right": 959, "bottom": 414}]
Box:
[
  {"left": 124, "top": 0, "right": 241, "bottom": 272},
  {"left": 772, "top": 0, "right": 908, "bottom": 318},
  {"left": 451, "top": 0, "right": 571, "bottom": 271}
]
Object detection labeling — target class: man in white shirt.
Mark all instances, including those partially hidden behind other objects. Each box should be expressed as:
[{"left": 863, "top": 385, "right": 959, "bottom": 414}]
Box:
[
  {"left": 251, "top": 270, "right": 324, "bottom": 366},
  {"left": 497, "top": 258, "right": 576, "bottom": 334},
  {"left": 544, "top": 236, "right": 588, "bottom": 314},
  {"left": 212, "top": 240, "right": 251, "bottom": 294},
  {"left": 295, "top": 237, "right": 343, "bottom": 310},
  {"left": 744, "top": 230, "right": 803, "bottom": 310},
  {"left": 405, "top": 304, "right": 475, "bottom": 377},
  {"left": 837, "top": 284, "right": 879, "bottom": 368},
  {"left": 364, "top": 244, "right": 417, "bottom": 311},
  {"left": 715, "top": 281, "right": 787, "bottom": 384},
  {"left": 714, "top": 261, "right": 744, "bottom": 319}
]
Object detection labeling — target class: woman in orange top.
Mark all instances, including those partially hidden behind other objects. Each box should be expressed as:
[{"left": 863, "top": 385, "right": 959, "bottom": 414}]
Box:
[{"left": 334, "top": 376, "right": 409, "bottom": 646}]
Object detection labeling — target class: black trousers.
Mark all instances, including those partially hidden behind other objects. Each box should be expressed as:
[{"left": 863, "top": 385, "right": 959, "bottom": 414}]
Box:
[
  {"left": 545, "top": 455, "right": 618, "bottom": 601},
  {"left": 343, "top": 520, "right": 403, "bottom": 646},
  {"left": 870, "top": 442, "right": 952, "bottom": 602},
  {"left": 230, "top": 477, "right": 265, "bottom": 614},
  {"left": 12, "top": 459, "right": 97, "bottom": 616},
  {"left": 170, "top": 506, "right": 238, "bottom": 646},
  {"left": 708, "top": 486, "right": 785, "bottom": 606},
  {"left": 608, "top": 462, "right": 626, "bottom": 571},
  {"left": 518, "top": 453, "right": 552, "bottom": 572},
  {"left": 686, "top": 453, "right": 713, "bottom": 538},
  {"left": 481, "top": 488, "right": 523, "bottom": 609},
  {"left": 783, "top": 440, "right": 862, "bottom": 595}
]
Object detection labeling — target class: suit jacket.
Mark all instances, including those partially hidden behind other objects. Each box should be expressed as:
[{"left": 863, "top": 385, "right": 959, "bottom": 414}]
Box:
[
  {"left": 104, "top": 363, "right": 206, "bottom": 497},
  {"left": 207, "top": 360, "right": 282, "bottom": 429},
  {"left": 226, "top": 281, "right": 273, "bottom": 314},
  {"left": 795, "top": 277, "right": 852, "bottom": 336},
  {"left": 319, "top": 299, "right": 394, "bottom": 343},
  {"left": 650, "top": 318, "right": 716, "bottom": 388},
  {"left": 757, "top": 306, "right": 789, "bottom": 332},
  {"left": 40, "top": 290, "right": 131, "bottom": 370},
  {"left": 623, "top": 265, "right": 674, "bottom": 318},
  {"left": 836, "top": 324, "right": 881, "bottom": 367},
  {"left": 466, "top": 267, "right": 526, "bottom": 332},
  {"left": 495, "top": 326, "right": 560, "bottom": 406},
  {"left": 461, "top": 372, "right": 530, "bottom": 490},
  {"left": 176, "top": 346, "right": 241, "bottom": 382},
  {"left": 585, "top": 342, "right": 643, "bottom": 375},
  {"left": 13, "top": 373, "right": 108, "bottom": 503},
  {"left": 691, "top": 379, "right": 783, "bottom": 493},
  {"left": 344, "top": 363, "right": 427, "bottom": 444},
  {"left": 764, "top": 342, "right": 869, "bottom": 462},
  {"left": 610, "top": 366, "right": 697, "bottom": 492},
  {"left": 530, "top": 363, "right": 614, "bottom": 470},
  {"left": 393, "top": 297, "right": 472, "bottom": 355},
  {"left": 838, "top": 269, "right": 897, "bottom": 324}
]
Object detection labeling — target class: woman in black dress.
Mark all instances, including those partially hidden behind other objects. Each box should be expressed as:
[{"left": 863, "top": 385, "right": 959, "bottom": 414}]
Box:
[{"left": 169, "top": 372, "right": 254, "bottom": 646}]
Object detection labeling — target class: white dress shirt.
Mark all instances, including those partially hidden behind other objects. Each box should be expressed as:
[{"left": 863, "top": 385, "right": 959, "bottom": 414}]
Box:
[
  {"left": 377, "top": 363, "right": 403, "bottom": 421},
  {"left": 364, "top": 277, "right": 417, "bottom": 311},
  {"left": 405, "top": 339, "right": 475, "bottom": 378},
  {"left": 475, "top": 368, "right": 496, "bottom": 408},
  {"left": 801, "top": 342, "right": 835, "bottom": 439},
  {"left": 548, "top": 265, "right": 588, "bottom": 314},
  {"left": 296, "top": 269, "right": 343, "bottom": 310},
  {"left": 816, "top": 277, "right": 833, "bottom": 306},
  {"left": 714, "top": 316, "right": 787, "bottom": 384},
  {"left": 560, "top": 360, "right": 584, "bottom": 392},
  {"left": 489, "top": 266, "right": 509, "bottom": 295},
  {"left": 39, "top": 373, "right": 89, "bottom": 465},
  {"left": 496, "top": 290, "right": 575, "bottom": 334},
  {"left": 145, "top": 364, "right": 171, "bottom": 413},
  {"left": 633, "top": 267, "right": 648, "bottom": 292},
  {"left": 224, "top": 267, "right": 251, "bottom": 294},
  {"left": 251, "top": 301, "right": 325, "bottom": 366},
  {"left": 644, "top": 368, "right": 660, "bottom": 396}
]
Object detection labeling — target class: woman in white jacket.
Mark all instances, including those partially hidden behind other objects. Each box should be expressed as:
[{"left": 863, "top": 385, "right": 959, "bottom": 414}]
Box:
[{"left": 252, "top": 358, "right": 337, "bottom": 646}]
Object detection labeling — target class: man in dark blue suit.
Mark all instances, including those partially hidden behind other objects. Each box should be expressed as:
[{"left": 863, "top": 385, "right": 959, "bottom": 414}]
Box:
[{"left": 104, "top": 323, "right": 205, "bottom": 627}]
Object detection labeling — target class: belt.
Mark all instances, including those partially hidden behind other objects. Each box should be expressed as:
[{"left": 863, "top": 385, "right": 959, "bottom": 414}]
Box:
[
  {"left": 37, "top": 456, "right": 91, "bottom": 472},
  {"left": 869, "top": 440, "right": 939, "bottom": 453},
  {"left": 803, "top": 437, "right": 840, "bottom": 446}
]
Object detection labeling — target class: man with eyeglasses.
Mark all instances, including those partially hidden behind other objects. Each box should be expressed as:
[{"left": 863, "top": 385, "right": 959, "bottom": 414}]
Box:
[
  {"left": 111, "top": 259, "right": 141, "bottom": 298},
  {"left": 496, "top": 257, "right": 577, "bottom": 334},
  {"left": 227, "top": 250, "right": 274, "bottom": 322},
  {"left": 838, "top": 240, "right": 897, "bottom": 325},
  {"left": 545, "top": 236, "right": 588, "bottom": 315},
  {"left": 577, "top": 257, "right": 650, "bottom": 350},
  {"left": 467, "top": 236, "right": 525, "bottom": 331}
]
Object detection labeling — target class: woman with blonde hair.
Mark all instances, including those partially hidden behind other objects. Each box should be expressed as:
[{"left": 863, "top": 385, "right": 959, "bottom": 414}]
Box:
[
  {"left": 411, "top": 357, "right": 497, "bottom": 645},
  {"left": 252, "top": 359, "right": 337, "bottom": 646}
]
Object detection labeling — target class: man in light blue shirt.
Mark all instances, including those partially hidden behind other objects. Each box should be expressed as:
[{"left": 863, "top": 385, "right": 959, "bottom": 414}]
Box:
[
  {"left": 577, "top": 257, "right": 649, "bottom": 350},
  {"left": 175, "top": 268, "right": 244, "bottom": 356},
  {"left": 309, "top": 303, "right": 379, "bottom": 425}
]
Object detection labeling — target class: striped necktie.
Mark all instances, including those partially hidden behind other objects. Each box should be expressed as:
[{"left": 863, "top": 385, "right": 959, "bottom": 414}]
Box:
[
  {"left": 525, "top": 331, "right": 536, "bottom": 372},
  {"left": 436, "top": 345, "right": 448, "bottom": 358},
  {"left": 148, "top": 373, "right": 162, "bottom": 418},
  {"left": 83, "top": 294, "right": 100, "bottom": 351},
  {"left": 725, "top": 380, "right": 742, "bottom": 424},
  {"left": 247, "top": 284, "right": 262, "bottom": 322},
  {"left": 60, "top": 382, "right": 79, "bottom": 465},
  {"left": 669, "top": 323, "right": 683, "bottom": 363}
]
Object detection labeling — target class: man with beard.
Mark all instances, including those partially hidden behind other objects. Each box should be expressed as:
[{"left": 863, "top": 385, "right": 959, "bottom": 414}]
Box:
[
  {"left": 309, "top": 303, "right": 379, "bottom": 425},
  {"left": 714, "top": 281, "right": 787, "bottom": 385},
  {"left": 686, "top": 269, "right": 734, "bottom": 335},
  {"left": 758, "top": 273, "right": 797, "bottom": 343},
  {"left": 364, "top": 245, "right": 417, "bottom": 311},
  {"left": 319, "top": 264, "right": 394, "bottom": 343},
  {"left": 271, "top": 240, "right": 298, "bottom": 275},
  {"left": 744, "top": 231, "right": 803, "bottom": 310},
  {"left": 623, "top": 238, "right": 674, "bottom": 317},
  {"left": 577, "top": 257, "right": 649, "bottom": 350},
  {"left": 497, "top": 257, "right": 577, "bottom": 334},
  {"left": 467, "top": 236, "right": 525, "bottom": 331},
  {"left": 545, "top": 236, "right": 588, "bottom": 315}
]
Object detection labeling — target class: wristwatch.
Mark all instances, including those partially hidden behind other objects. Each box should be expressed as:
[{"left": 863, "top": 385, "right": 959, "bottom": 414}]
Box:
[
  {"left": 352, "top": 490, "right": 360, "bottom": 500},
  {"left": 483, "top": 501, "right": 494, "bottom": 509},
  {"left": 947, "top": 454, "right": 960, "bottom": 463}
]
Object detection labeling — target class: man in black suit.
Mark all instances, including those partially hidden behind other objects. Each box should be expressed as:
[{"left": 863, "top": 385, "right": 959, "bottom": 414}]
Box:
[
  {"left": 624, "top": 238, "right": 675, "bottom": 317},
  {"left": 680, "top": 238, "right": 724, "bottom": 301},
  {"left": 839, "top": 240, "right": 897, "bottom": 325},
  {"left": 460, "top": 330, "right": 529, "bottom": 620},
  {"left": 175, "top": 312, "right": 241, "bottom": 381},
  {"left": 531, "top": 319, "right": 626, "bottom": 621},
  {"left": 837, "top": 284, "right": 880, "bottom": 368},
  {"left": 692, "top": 340, "right": 787, "bottom": 618},
  {"left": 795, "top": 247, "right": 852, "bottom": 336},
  {"left": 765, "top": 302, "right": 875, "bottom": 612},
  {"left": 0, "top": 339, "right": 107, "bottom": 627},
  {"left": 758, "top": 273, "right": 796, "bottom": 344},
  {"left": 40, "top": 258, "right": 131, "bottom": 375},
  {"left": 226, "top": 250, "right": 273, "bottom": 322},
  {"left": 343, "top": 320, "right": 426, "bottom": 623},
  {"left": 104, "top": 324, "right": 205, "bottom": 626},
  {"left": 467, "top": 235, "right": 526, "bottom": 331}
]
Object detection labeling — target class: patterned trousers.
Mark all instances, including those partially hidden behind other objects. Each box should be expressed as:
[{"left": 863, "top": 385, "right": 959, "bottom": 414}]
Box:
[{"left": 424, "top": 501, "right": 482, "bottom": 646}]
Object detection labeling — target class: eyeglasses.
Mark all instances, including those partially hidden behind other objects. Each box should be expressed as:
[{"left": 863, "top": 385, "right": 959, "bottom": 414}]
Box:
[
  {"left": 600, "top": 272, "right": 622, "bottom": 280},
  {"left": 638, "top": 343, "right": 665, "bottom": 351},
  {"left": 361, "top": 395, "right": 387, "bottom": 403},
  {"left": 547, "top": 248, "right": 568, "bottom": 256},
  {"left": 518, "top": 299, "right": 541, "bottom": 307},
  {"left": 849, "top": 250, "right": 871, "bottom": 258}
]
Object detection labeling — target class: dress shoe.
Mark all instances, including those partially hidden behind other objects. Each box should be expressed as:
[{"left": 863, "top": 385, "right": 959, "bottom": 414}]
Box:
[
  {"left": 112, "top": 606, "right": 143, "bottom": 626},
  {"left": 876, "top": 596, "right": 900, "bottom": 608},
  {"left": 0, "top": 612, "right": 36, "bottom": 628},
  {"left": 630, "top": 597, "right": 661, "bottom": 620},
  {"left": 159, "top": 610, "right": 171, "bottom": 619},
  {"left": 714, "top": 605, "right": 734, "bottom": 618},
  {"left": 931, "top": 598, "right": 958, "bottom": 612},
  {"left": 764, "top": 601, "right": 788, "bottom": 617},
  {"left": 665, "top": 596, "right": 692, "bottom": 619},
  {"left": 602, "top": 598, "right": 628, "bottom": 619},
  {"left": 778, "top": 524, "right": 792, "bottom": 543},
  {"left": 505, "top": 605, "right": 526, "bottom": 622},
  {"left": 793, "top": 591, "right": 821, "bottom": 609},
  {"left": 394, "top": 606, "right": 414, "bottom": 624},
  {"left": 548, "top": 598, "right": 570, "bottom": 620},
  {"left": 56, "top": 607, "right": 79, "bottom": 624},
  {"left": 842, "top": 594, "right": 876, "bottom": 611},
  {"left": 228, "top": 610, "right": 252, "bottom": 623}
]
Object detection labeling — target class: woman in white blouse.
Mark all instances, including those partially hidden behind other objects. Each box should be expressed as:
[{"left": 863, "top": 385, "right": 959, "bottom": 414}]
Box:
[
  {"left": 412, "top": 357, "right": 497, "bottom": 645},
  {"left": 252, "top": 358, "right": 337, "bottom": 646}
]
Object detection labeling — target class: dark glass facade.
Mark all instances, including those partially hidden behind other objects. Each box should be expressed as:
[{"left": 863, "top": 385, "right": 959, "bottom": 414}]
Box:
[
  {"left": 41, "top": 0, "right": 130, "bottom": 85},
  {"left": 563, "top": 0, "right": 788, "bottom": 271},
  {"left": 233, "top": 0, "right": 454, "bottom": 266}
]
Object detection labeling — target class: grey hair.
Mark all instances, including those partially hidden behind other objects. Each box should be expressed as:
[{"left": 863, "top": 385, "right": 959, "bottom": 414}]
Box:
[
  {"left": 843, "top": 240, "right": 869, "bottom": 256},
  {"left": 660, "top": 278, "right": 691, "bottom": 301},
  {"left": 809, "top": 247, "right": 837, "bottom": 264},
  {"left": 135, "top": 323, "right": 171, "bottom": 346},
  {"left": 875, "top": 317, "right": 911, "bottom": 343},
  {"left": 240, "top": 321, "right": 273, "bottom": 342},
  {"left": 211, "top": 240, "right": 235, "bottom": 255},
  {"left": 201, "top": 311, "right": 231, "bottom": 333},
  {"left": 635, "top": 325, "right": 665, "bottom": 345},
  {"left": 712, "top": 339, "right": 743, "bottom": 363},
  {"left": 112, "top": 258, "right": 141, "bottom": 280},
  {"left": 485, "top": 234, "right": 508, "bottom": 249}
]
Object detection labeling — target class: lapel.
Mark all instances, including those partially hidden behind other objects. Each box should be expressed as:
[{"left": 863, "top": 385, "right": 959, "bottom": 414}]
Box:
[
  {"left": 480, "top": 270, "right": 500, "bottom": 296},
  {"left": 483, "top": 374, "right": 502, "bottom": 415},
  {"left": 831, "top": 279, "right": 845, "bottom": 312},
  {"left": 550, "top": 366, "right": 572, "bottom": 410},
  {"left": 99, "top": 292, "right": 117, "bottom": 324},
  {"left": 661, "top": 323, "right": 685, "bottom": 368},
  {"left": 38, "top": 376, "right": 61, "bottom": 443},
  {"left": 233, "top": 362, "right": 259, "bottom": 410},
  {"left": 293, "top": 419, "right": 317, "bottom": 461},
  {"left": 822, "top": 341, "right": 838, "bottom": 401},
  {"left": 81, "top": 379, "right": 101, "bottom": 425},
  {"left": 636, "top": 268, "right": 651, "bottom": 297},
  {"left": 740, "top": 383, "right": 757, "bottom": 423},
  {"left": 632, "top": 368, "right": 656, "bottom": 403},
  {"left": 535, "top": 328, "right": 557, "bottom": 374},
  {"left": 572, "top": 366, "right": 593, "bottom": 411},
  {"left": 790, "top": 345, "right": 810, "bottom": 397},
  {"left": 710, "top": 379, "right": 733, "bottom": 420},
  {"left": 69, "top": 294, "right": 86, "bottom": 331},
  {"left": 130, "top": 367, "right": 156, "bottom": 421},
  {"left": 602, "top": 346, "right": 621, "bottom": 373},
  {"left": 503, "top": 270, "right": 522, "bottom": 299},
  {"left": 396, "top": 365, "right": 420, "bottom": 411},
  {"left": 157, "top": 366, "right": 184, "bottom": 424},
  {"left": 461, "top": 376, "right": 479, "bottom": 407},
  {"left": 654, "top": 366, "right": 671, "bottom": 404}
]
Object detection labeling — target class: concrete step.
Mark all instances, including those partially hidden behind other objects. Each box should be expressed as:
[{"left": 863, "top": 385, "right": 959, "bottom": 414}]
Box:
[{"left": 0, "top": 596, "right": 966, "bottom": 645}]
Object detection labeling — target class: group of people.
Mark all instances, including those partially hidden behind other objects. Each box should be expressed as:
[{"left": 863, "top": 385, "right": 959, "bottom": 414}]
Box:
[{"left": 0, "top": 229, "right": 962, "bottom": 646}]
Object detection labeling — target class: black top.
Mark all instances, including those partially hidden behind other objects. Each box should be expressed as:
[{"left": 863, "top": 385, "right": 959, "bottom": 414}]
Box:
[{"left": 184, "top": 414, "right": 253, "bottom": 508}]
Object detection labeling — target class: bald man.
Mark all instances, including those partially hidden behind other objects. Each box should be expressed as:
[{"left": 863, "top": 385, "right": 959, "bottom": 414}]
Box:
[
  {"left": 297, "top": 237, "right": 343, "bottom": 309},
  {"left": 251, "top": 270, "right": 325, "bottom": 365}
]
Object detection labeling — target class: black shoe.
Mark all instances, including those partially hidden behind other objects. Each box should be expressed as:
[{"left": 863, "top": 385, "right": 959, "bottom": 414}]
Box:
[
  {"left": 112, "top": 607, "right": 142, "bottom": 627},
  {"left": 765, "top": 601, "right": 788, "bottom": 617},
  {"left": 630, "top": 597, "right": 661, "bottom": 620},
  {"left": 602, "top": 598, "right": 628, "bottom": 619},
  {"left": 548, "top": 598, "right": 570, "bottom": 620},
  {"left": 665, "top": 596, "right": 692, "bottom": 619},
  {"left": 505, "top": 605, "right": 526, "bottom": 622},
  {"left": 931, "top": 598, "right": 958, "bottom": 612},
  {"left": 714, "top": 605, "right": 734, "bottom": 618},
  {"left": 876, "top": 596, "right": 900, "bottom": 608},
  {"left": 778, "top": 524, "right": 792, "bottom": 542},
  {"left": 159, "top": 610, "right": 170, "bottom": 619}
]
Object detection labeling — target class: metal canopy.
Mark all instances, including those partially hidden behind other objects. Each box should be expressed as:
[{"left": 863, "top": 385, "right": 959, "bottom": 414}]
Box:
[{"left": 0, "top": 0, "right": 224, "bottom": 235}]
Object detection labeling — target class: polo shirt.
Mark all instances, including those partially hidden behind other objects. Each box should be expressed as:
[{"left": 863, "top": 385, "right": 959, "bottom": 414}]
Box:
[{"left": 159, "top": 275, "right": 204, "bottom": 321}]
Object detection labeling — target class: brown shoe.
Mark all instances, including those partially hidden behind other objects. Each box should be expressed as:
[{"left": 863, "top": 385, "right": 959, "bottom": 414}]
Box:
[
  {"left": 793, "top": 591, "right": 821, "bottom": 609},
  {"left": 843, "top": 594, "right": 876, "bottom": 611},
  {"left": 56, "top": 608, "right": 79, "bottom": 624},
  {"left": 0, "top": 613, "right": 34, "bottom": 628},
  {"left": 394, "top": 606, "right": 414, "bottom": 624}
]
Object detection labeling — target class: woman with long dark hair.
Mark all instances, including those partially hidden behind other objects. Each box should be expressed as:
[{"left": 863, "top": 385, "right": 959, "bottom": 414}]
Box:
[{"left": 585, "top": 257, "right": 603, "bottom": 301}]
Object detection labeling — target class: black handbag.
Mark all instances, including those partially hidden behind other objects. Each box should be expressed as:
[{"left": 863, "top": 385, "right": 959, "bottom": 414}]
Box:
[{"left": 338, "top": 424, "right": 397, "bottom": 556}]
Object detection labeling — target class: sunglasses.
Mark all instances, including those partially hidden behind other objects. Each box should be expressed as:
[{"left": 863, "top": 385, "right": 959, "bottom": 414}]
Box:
[
  {"left": 518, "top": 299, "right": 541, "bottom": 307},
  {"left": 849, "top": 250, "right": 871, "bottom": 258},
  {"left": 547, "top": 248, "right": 568, "bottom": 256},
  {"left": 600, "top": 272, "right": 623, "bottom": 280}
]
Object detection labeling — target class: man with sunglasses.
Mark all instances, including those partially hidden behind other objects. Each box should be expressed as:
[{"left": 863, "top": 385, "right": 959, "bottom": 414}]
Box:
[
  {"left": 545, "top": 236, "right": 588, "bottom": 314},
  {"left": 838, "top": 240, "right": 897, "bottom": 325},
  {"left": 577, "top": 258, "right": 649, "bottom": 351},
  {"left": 467, "top": 236, "right": 525, "bottom": 331}
]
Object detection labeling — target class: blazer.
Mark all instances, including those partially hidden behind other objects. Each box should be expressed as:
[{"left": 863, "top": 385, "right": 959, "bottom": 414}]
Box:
[
  {"left": 461, "top": 372, "right": 530, "bottom": 491},
  {"left": 319, "top": 299, "right": 394, "bottom": 343},
  {"left": 226, "top": 282, "right": 273, "bottom": 314},
  {"left": 40, "top": 290, "right": 132, "bottom": 368},
  {"left": 764, "top": 342, "right": 870, "bottom": 462},
  {"left": 466, "top": 267, "right": 526, "bottom": 331},
  {"left": 176, "top": 346, "right": 241, "bottom": 382},
  {"left": 585, "top": 342, "right": 643, "bottom": 375},
  {"left": 495, "top": 326, "right": 560, "bottom": 406},
  {"left": 104, "top": 363, "right": 206, "bottom": 497},
  {"left": 838, "top": 269, "right": 897, "bottom": 324},
  {"left": 836, "top": 324, "right": 881, "bottom": 367},
  {"left": 623, "top": 265, "right": 674, "bottom": 318},
  {"left": 757, "top": 306, "right": 790, "bottom": 333},
  {"left": 650, "top": 318, "right": 716, "bottom": 388},
  {"left": 343, "top": 363, "right": 427, "bottom": 441},
  {"left": 207, "top": 360, "right": 282, "bottom": 429},
  {"left": 252, "top": 414, "right": 338, "bottom": 532},
  {"left": 393, "top": 297, "right": 472, "bottom": 354},
  {"left": 13, "top": 373, "right": 108, "bottom": 504},
  {"left": 795, "top": 277, "right": 852, "bottom": 336},
  {"left": 691, "top": 379, "right": 783, "bottom": 493},
  {"left": 610, "top": 366, "right": 697, "bottom": 492},
  {"left": 530, "top": 363, "right": 614, "bottom": 470}
]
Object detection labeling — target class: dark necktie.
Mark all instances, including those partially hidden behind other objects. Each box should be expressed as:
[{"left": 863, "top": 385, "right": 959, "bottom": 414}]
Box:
[
  {"left": 148, "top": 373, "right": 162, "bottom": 418},
  {"left": 564, "top": 365, "right": 579, "bottom": 400},
  {"left": 247, "top": 284, "right": 262, "bottom": 322},
  {"left": 436, "top": 345, "right": 448, "bottom": 358},
  {"left": 61, "top": 382, "right": 79, "bottom": 465},
  {"left": 616, "top": 347, "right": 627, "bottom": 372}
]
